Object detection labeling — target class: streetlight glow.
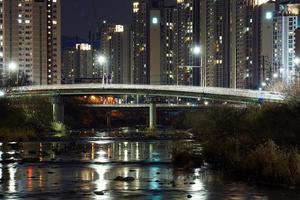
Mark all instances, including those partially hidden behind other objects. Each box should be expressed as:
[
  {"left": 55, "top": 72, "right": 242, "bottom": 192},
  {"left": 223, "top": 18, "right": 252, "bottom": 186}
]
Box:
[
  {"left": 8, "top": 62, "right": 18, "bottom": 72},
  {"left": 273, "top": 73, "right": 279, "bottom": 78},
  {"left": 0, "top": 90, "right": 5, "bottom": 97},
  {"left": 204, "top": 101, "right": 209, "bottom": 106},
  {"left": 294, "top": 57, "right": 300, "bottom": 65},
  {"left": 97, "top": 55, "right": 107, "bottom": 65},
  {"left": 192, "top": 46, "right": 201, "bottom": 55}
]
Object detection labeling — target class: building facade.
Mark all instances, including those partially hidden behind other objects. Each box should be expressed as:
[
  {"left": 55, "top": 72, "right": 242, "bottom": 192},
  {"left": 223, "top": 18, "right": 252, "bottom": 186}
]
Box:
[
  {"left": 0, "top": 0, "right": 61, "bottom": 86},
  {"left": 273, "top": 3, "right": 299, "bottom": 85},
  {"left": 99, "top": 21, "right": 131, "bottom": 84},
  {"left": 62, "top": 43, "right": 94, "bottom": 84}
]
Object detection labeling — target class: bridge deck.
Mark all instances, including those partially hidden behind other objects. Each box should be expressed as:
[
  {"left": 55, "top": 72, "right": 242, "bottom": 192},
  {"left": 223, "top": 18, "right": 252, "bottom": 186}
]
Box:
[{"left": 3, "top": 84, "right": 285, "bottom": 103}]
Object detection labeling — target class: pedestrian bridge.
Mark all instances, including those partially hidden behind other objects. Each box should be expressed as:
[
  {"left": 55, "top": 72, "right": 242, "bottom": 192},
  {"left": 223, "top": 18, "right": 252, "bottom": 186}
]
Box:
[{"left": 4, "top": 83, "right": 285, "bottom": 103}]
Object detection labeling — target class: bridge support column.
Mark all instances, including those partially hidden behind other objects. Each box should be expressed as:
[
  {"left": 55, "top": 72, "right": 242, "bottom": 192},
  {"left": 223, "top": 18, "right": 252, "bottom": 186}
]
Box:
[
  {"left": 149, "top": 101, "right": 157, "bottom": 130},
  {"left": 52, "top": 96, "right": 64, "bottom": 123}
]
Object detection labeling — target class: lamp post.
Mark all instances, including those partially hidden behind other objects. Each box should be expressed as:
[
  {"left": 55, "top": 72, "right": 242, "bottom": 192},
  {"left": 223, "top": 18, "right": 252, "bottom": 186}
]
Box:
[
  {"left": 8, "top": 61, "right": 18, "bottom": 87},
  {"left": 177, "top": 45, "right": 202, "bottom": 86},
  {"left": 97, "top": 55, "right": 107, "bottom": 84},
  {"left": 294, "top": 57, "right": 300, "bottom": 84}
]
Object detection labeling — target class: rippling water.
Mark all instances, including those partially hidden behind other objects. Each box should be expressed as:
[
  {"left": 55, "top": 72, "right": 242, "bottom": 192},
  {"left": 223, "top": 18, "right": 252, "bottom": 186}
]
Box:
[{"left": 0, "top": 140, "right": 299, "bottom": 199}]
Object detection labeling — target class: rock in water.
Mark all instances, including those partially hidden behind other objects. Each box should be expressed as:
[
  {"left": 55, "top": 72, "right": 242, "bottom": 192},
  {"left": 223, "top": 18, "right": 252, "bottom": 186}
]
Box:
[
  {"left": 114, "top": 176, "right": 124, "bottom": 181},
  {"left": 94, "top": 191, "right": 104, "bottom": 195},
  {"left": 123, "top": 177, "right": 135, "bottom": 182}
]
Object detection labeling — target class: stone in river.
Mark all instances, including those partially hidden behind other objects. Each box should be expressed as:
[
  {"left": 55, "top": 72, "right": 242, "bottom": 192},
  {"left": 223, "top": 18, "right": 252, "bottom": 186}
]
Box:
[{"left": 94, "top": 191, "right": 104, "bottom": 195}]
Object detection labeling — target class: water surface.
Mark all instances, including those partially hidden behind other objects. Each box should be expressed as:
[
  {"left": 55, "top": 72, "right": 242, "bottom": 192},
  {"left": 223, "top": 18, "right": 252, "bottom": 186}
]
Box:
[{"left": 0, "top": 140, "right": 299, "bottom": 199}]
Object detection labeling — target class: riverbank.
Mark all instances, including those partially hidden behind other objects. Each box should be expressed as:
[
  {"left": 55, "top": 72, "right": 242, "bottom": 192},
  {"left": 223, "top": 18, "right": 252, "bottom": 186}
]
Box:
[{"left": 172, "top": 102, "right": 300, "bottom": 188}]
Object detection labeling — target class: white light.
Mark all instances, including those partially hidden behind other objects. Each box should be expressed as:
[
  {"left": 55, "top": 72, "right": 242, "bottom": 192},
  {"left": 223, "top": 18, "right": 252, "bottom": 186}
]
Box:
[
  {"left": 152, "top": 17, "right": 158, "bottom": 24},
  {"left": 262, "top": 82, "right": 267, "bottom": 87},
  {"left": 273, "top": 73, "right": 279, "bottom": 78},
  {"left": 265, "top": 12, "right": 272, "bottom": 20},
  {"left": 8, "top": 62, "right": 18, "bottom": 72},
  {"left": 192, "top": 46, "right": 201, "bottom": 55},
  {"left": 294, "top": 57, "right": 300, "bottom": 65},
  {"left": 0, "top": 91, "right": 5, "bottom": 97},
  {"left": 97, "top": 55, "right": 107, "bottom": 65},
  {"left": 204, "top": 101, "right": 209, "bottom": 106}
]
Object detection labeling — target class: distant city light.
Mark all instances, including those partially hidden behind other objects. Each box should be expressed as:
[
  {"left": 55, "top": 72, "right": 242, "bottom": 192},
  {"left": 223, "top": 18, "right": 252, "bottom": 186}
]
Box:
[
  {"left": 262, "top": 82, "right": 267, "bottom": 87},
  {"left": 273, "top": 73, "right": 279, "bottom": 78},
  {"left": 204, "top": 101, "right": 209, "bottom": 106},
  {"left": 8, "top": 62, "right": 18, "bottom": 72}
]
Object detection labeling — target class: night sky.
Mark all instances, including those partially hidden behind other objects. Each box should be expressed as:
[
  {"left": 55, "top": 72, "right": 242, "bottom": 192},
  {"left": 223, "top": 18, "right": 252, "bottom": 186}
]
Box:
[{"left": 62, "top": 0, "right": 132, "bottom": 39}]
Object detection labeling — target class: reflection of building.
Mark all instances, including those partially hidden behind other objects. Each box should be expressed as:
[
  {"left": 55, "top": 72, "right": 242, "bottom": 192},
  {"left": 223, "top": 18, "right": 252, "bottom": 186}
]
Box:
[
  {"left": 0, "top": 0, "right": 61, "bottom": 86},
  {"left": 62, "top": 43, "right": 94, "bottom": 84},
  {"left": 99, "top": 21, "right": 131, "bottom": 84}
]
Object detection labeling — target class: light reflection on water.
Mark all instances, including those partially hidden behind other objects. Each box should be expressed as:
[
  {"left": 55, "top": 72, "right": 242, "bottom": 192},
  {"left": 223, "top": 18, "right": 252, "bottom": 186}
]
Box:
[{"left": 0, "top": 140, "right": 298, "bottom": 199}]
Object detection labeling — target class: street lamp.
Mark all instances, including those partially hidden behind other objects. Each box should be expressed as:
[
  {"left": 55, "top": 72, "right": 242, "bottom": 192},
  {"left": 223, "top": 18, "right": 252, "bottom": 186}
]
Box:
[
  {"left": 294, "top": 57, "right": 300, "bottom": 66},
  {"left": 97, "top": 55, "right": 107, "bottom": 65},
  {"left": 8, "top": 61, "right": 18, "bottom": 86},
  {"left": 96, "top": 55, "right": 107, "bottom": 84},
  {"left": 0, "top": 90, "right": 5, "bottom": 97},
  {"left": 192, "top": 45, "right": 201, "bottom": 56},
  {"left": 8, "top": 62, "right": 18, "bottom": 72}
]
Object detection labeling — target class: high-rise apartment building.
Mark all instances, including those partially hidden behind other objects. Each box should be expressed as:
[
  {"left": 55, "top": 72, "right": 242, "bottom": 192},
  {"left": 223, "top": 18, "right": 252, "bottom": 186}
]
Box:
[
  {"left": 200, "top": 0, "right": 260, "bottom": 89},
  {"left": 99, "top": 21, "right": 131, "bottom": 84},
  {"left": 273, "top": 2, "right": 300, "bottom": 85},
  {"left": 259, "top": 1, "right": 276, "bottom": 87},
  {"left": 0, "top": 0, "right": 61, "bottom": 86},
  {"left": 200, "top": 0, "right": 231, "bottom": 88},
  {"left": 132, "top": 0, "right": 165, "bottom": 84},
  {"left": 62, "top": 43, "right": 94, "bottom": 84},
  {"left": 62, "top": 47, "right": 75, "bottom": 84},
  {"left": 176, "top": 0, "right": 200, "bottom": 86},
  {"left": 132, "top": 0, "right": 201, "bottom": 86},
  {"left": 161, "top": 6, "right": 178, "bottom": 85},
  {"left": 132, "top": 0, "right": 150, "bottom": 84}
]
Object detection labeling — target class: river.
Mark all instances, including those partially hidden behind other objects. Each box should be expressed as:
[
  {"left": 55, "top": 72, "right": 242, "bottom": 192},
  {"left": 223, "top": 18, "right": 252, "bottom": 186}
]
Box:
[{"left": 0, "top": 139, "right": 299, "bottom": 199}]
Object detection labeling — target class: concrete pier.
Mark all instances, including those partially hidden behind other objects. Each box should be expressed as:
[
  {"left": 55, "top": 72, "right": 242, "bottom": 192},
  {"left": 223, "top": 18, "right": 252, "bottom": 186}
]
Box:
[
  {"left": 52, "top": 96, "right": 64, "bottom": 123},
  {"left": 149, "top": 101, "right": 157, "bottom": 130}
]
